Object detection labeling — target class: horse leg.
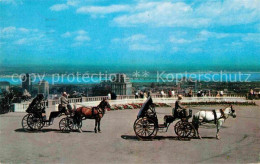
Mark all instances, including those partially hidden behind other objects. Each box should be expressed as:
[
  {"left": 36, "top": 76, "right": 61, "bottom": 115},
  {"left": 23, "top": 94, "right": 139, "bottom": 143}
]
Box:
[
  {"left": 195, "top": 123, "right": 201, "bottom": 139},
  {"left": 98, "top": 119, "right": 101, "bottom": 133},
  {"left": 94, "top": 118, "right": 97, "bottom": 133},
  {"left": 192, "top": 118, "right": 201, "bottom": 139},
  {"left": 216, "top": 120, "right": 223, "bottom": 139}
]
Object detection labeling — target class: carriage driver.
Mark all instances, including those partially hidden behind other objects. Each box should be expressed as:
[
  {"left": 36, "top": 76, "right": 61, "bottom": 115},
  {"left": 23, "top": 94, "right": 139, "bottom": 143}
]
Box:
[
  {"left": 173, "top": 95, "right": 189, "bottom": 119},
  {"left": 60, "top": 92, "right": 72, "bottom": 114}
]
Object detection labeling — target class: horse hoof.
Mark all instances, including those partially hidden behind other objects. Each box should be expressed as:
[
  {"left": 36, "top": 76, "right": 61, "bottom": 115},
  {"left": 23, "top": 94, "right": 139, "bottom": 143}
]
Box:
[
  {"left": 78, "top": 129, "right": 82, "bottom": 133},
  {"left": 98, "top": 131, "right": 101, "bottom": 133}
]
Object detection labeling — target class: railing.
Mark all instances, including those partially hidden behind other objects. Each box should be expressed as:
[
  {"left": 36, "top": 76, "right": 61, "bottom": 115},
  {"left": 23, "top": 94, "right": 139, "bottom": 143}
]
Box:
[{"left": 13, "top": 93, "right": 247, "bottom": 112}]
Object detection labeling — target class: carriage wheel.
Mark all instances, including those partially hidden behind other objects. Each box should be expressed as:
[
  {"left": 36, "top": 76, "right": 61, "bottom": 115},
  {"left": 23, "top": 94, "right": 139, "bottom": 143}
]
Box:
[
  {"left": 27, "top": 114, "right": 44, "bottom": 131},
  {"left": 59, "top": 117, "right": 71, "bottom": 133},
  {"left": 188, "top": 124, "right": 197, "bottom": 138},
  {"left": 21, "top": 114, "right": 33, "bottom": 131},
  {"left": 134, "top": 117, "right": 158, "bottom": 140},
  {"left": 174, "top": 121, "right": 193, "bottom": 138}
]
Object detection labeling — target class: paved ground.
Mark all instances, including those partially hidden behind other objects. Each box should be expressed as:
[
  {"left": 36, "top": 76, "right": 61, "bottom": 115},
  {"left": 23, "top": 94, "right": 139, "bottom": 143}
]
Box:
[{"left": 0, "top": 104, "right": 260, "bottom": 163}]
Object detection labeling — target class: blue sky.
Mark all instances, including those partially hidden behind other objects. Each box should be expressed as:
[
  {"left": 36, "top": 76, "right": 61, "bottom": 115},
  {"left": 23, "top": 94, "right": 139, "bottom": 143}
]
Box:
[{"left": 0, "top": 0, "right": 260, "bottom": 71}]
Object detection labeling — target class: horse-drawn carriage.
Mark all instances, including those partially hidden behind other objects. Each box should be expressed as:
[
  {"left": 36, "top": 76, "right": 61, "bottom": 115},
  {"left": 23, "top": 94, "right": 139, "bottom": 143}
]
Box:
[
  {"left": 21, "top": 95, "right": 81, "bottom": 132},
  {"left": 21, "top": 95, "right": 110, "bottom": 133},
  {"left": 133, "top": 97, "right": 196, "bottom": 140}
]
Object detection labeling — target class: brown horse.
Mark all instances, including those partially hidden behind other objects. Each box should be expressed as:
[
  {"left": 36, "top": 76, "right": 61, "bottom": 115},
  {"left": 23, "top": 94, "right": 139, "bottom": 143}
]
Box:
[{"left": 75, "top": 99, "right": 110, "bottom": 133}]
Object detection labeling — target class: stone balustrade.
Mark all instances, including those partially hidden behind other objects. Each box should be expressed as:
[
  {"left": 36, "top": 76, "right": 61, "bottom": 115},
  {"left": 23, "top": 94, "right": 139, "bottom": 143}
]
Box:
[{"left": 13, "top": 94, "right": 247, "bottom": 112}]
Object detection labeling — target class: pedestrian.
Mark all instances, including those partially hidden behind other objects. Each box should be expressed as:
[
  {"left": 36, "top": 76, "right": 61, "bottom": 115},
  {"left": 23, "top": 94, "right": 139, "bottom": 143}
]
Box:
[
  {"left": 171, "top": 90, "right": 175, "bottom": 97},
  {"left": 108, "top": 92, "right": 111, "bottom": 100},
  {"left": 135, "top": 91, "right": 139, "bottom": 99}
]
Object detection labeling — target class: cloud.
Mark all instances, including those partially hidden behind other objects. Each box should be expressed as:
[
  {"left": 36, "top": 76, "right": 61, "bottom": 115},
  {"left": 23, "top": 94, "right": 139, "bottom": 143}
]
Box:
[
  {"left": 112, "top": 0, "right": 260, "bottom": 28},
  {"left": 1, "top": 26, "right": 16, "bottom": 33},
  {"left": 129, "top": 43, "right": 160, "bottom": 51},
  {"left": 18, "top": 28, "right": 30, "bottom": 33},
  {"left": 113, "top": 2, "right": 209, "bottom": 27},
  {"left": 76, "top": 5, "right": 131, "bottom": 15},
  {"left": 112, "top": 34, "right": 161, "bottom": 51},
  {"left": 169, "top": 30, "right": 232, "bottom": 45},
  {"left": 74, "top": 35, "right": 90, "bottom": 42},
  {"left": 242, "top": 33, "right": 260, "bottom": 43},
  {"left": 61, "top": 30, "right": 90, "bottom": 47},
  {"left": 169, "top": 37, "right": 191, "bottom": 44},
  {"left": 0, "top": 0, "right": 22, "bottom": 5},
  {"left": 50, "top": 0, "right": 79, "bottom": 11},
  {"left": 61, "top": 32, "right": 71, "bottom": 38},
  {"left": 0, "top": 26, "right": 39, "bottom": 39},
  {"left": 14, "top": 34, "right": 46, "bottom": 45},
  {"left": 50, "top": 4, "right": 69, "bottom": 11},
  {"left": 0, "top": 26, "right": 53, "bottom": 47}
]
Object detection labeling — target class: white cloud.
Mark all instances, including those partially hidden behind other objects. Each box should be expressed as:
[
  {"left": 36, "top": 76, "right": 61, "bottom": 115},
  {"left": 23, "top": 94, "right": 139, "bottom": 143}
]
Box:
[
  {"left": 112, "top": 0, "right": 260, "bottom": 27},
  {"left": 113, "top": 2, "right": 209, "bottom": 27},
  {"left": 61, "top": 32, "right": 71, "bottom": 38},
  {"left": 1, "top": 26, "right": 16, "bottom": 33},
  {"left": 14, "top": 38, "right": 28, "bottom": 45},
  {"left": 0, "top": 0, "right": 21, "bottom": 5},
  {"left": 18, "top": 28, "right": 30, "bottom": 33},
  {"left": 50, "top": 4, "right": 69, "bottom": 11},
  {"left": 242, "top": 33, "right": 260, "bottom": 43},
  {"left": 189, "top": 47, "right": 202, "bottom": 53},
  {"left": 77, "top": 5, "right": 131, "bottom": 15},
  {"left": 1, "top": 26, "right": 41, "bottom": 39},
  {"left": 112, "top": 34, "right": 161, "bottom": 51},
  {"left": 169, "top": 30, "right": 232, "bottom": 45},
  {"left": 123, "top": 34, "right": 146, "bottom": 42},
  {"left": 74, "top": 35, "right": 90, "bottom": 42},
  {"left": 67, "top": 0, "right": 79, "bottom": 7},
  {"left": 0, "top": 26, "right": 52, "bottom": 47},
  {"left": 61, "top": 30, "right": 90, "bottom": 47},
  {"left": 129, "top": 43, "right": 160, "bottom": 51},
  {"left": 77, "top": 30, "right": 87, "bottom": 35},
  {"left": 50, "top": 0, "right": 80, "bottom": 11},
  {"left": 14, "top": 34, "right": 46, "bottom": 45},
  {"left": 169, "top": 37, "right": 191, "bottom": 44}
]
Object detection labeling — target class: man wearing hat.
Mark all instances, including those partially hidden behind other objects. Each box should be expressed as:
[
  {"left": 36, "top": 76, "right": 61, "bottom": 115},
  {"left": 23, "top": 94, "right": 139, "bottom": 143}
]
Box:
[
  {"left": 60, "top": 92, "right": 72, "bottom": 114},
  {"left": 173, "top": 95, "right": 188, "bottom": 118}
]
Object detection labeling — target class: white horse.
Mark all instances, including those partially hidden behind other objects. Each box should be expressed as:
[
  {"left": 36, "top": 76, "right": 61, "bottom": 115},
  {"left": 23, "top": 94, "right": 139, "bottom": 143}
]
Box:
[{"left": 192, "top": 105, "right": 236, "bottom": 139}]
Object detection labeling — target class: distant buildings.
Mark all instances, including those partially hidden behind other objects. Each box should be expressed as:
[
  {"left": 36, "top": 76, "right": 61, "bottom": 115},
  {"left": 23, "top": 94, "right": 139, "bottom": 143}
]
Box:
[
  {"left": 0, "top": 81, "right": 10, "bottom": 93},
  {"left": 22, "top": 73, "right": 32, "bottom": 93},
  {"left": 110, "top": 74, "right": 132, "bottom": 95},
  {"left": 38, "top": 80, "right": 49, "bottom": 98}
]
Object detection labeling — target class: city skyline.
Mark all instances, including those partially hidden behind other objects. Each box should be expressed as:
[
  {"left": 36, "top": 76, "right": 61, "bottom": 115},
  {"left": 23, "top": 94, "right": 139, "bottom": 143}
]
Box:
[{"left": 0, "top": 0, "right": 260, "bottom": 71}]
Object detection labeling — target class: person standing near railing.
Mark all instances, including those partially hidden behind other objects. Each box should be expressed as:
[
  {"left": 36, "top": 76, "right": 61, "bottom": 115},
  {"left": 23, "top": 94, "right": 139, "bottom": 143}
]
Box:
[
  {"left": 171, "top": 89, "right": 175, "bottom": 97},
  {"left": 108, "top": 92, "right": 111, "bottom": 100}
]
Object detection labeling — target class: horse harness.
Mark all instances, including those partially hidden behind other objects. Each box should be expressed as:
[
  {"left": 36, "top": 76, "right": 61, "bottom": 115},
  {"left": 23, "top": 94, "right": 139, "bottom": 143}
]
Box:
[
  {"left": 212, "top": 109, "right": 227, "bottom": 124},
  {"left": 91, "top": 107, "right": 103, "bottom": 116}
]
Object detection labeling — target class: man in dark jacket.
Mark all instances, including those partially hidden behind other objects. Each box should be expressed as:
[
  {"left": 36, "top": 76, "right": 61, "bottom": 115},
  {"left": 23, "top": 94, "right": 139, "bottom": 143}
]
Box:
[{"left": 173, "top": 95, "right": 188, "bottom": 118}]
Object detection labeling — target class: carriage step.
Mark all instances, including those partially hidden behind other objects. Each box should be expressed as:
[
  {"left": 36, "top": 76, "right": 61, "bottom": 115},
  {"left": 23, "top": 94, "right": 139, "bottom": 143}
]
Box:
[{"left": 158, "top": 124, "right": 166, "bottom": 128}]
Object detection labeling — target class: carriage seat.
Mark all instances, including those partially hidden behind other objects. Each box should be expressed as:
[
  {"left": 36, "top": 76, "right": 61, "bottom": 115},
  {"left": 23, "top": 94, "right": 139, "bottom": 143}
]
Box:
[
  {"left": 48, "top": 111, "right": 61, "bottom": 121},
  {"left": 164, "top": 115, "right": 175, "bottom": 124}
]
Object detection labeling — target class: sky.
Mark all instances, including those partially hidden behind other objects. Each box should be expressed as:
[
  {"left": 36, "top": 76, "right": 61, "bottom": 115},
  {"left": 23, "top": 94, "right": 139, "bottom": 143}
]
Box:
[{"left": 0, "top": 0, "right": 260, "bottom": 72}]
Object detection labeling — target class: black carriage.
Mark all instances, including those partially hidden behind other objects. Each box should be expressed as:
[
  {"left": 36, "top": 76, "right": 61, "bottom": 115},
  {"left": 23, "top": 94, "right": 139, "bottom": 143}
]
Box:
[
  {"left": 21, "top": 95, "right": 81, "bottom": 132},
  {"left": 133, "top": 96, "right": 196, "bottom": 140}
]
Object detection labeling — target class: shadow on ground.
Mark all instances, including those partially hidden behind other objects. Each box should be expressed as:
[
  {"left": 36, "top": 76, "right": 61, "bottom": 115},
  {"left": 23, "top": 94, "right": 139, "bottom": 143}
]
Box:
[
  {"left": 121, "top": 135, "right": 217, "bottom": 141},
  {"left": 14, "top": 128, "right": 94, "bottom": 133}
]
